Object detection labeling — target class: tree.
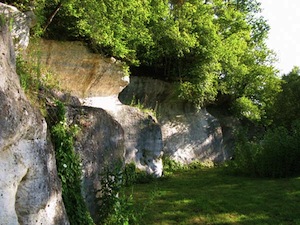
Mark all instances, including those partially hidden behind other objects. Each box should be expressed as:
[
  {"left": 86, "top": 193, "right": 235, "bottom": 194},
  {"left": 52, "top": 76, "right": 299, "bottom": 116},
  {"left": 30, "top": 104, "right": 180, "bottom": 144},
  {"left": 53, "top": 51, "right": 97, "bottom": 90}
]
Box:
[
  {"left": 43, "top": 0, "right": 152, "bottom": 63},
  {"left": 18, "top": 0, "right": 280, "bottom": 121},
  {"left": 271, "top": 66, "right": 300, "bottom": 128}
]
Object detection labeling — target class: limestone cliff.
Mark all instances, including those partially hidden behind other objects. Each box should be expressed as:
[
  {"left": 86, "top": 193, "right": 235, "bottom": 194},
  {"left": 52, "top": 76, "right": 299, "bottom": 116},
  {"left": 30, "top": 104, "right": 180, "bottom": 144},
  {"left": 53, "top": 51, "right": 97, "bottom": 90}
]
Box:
[
  {"left": 35, "top": 38, "right": 231, "bottom": 175},
  {"left": 0, "top": 18, "right": 69, "bottom": 225},
  {"left": 33, "top": 40, "right": 164, "bottom": 177},
  {"left": 120, "top": 76, "right": 230, "bottom": 164},
  {"left": 28, "top": 39, "right": 129, "bottom": 98}
]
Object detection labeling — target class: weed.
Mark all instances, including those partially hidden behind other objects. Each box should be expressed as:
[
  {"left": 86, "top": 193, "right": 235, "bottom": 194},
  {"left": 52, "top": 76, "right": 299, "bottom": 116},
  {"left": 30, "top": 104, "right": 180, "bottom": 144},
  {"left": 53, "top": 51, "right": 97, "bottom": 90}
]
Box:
[
  {"left": 98, "top": 163, "right": 137, "bottom": 225},
  {"left": 129, "top": 95, "right": 158, "bottom": 118}
]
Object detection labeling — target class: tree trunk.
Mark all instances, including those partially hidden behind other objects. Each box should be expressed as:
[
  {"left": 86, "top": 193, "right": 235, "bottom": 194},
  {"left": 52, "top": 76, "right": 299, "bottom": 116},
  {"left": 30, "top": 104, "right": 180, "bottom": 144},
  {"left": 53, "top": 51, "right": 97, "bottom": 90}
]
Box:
[{"left": 43, "top": 2, "right": 63, "bottom": 32}]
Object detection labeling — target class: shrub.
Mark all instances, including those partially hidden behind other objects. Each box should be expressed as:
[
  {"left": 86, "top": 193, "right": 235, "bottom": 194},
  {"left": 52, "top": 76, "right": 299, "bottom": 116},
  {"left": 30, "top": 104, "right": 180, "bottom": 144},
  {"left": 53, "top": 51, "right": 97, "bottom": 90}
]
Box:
[
  {"left": 258, "top": 122, "right": 300, "bottom": 177},
  {"left": 98, "top": 164, "right": 137, "bottom": 225},
  {"left": 162, "top": 156, "right": 185, "bottom": 176},
  {"left": 123, "top": 163, "right": 154, "bottom": 186},
  {"left": 229, "top": 121, "right": 300, "bottom": 178}
]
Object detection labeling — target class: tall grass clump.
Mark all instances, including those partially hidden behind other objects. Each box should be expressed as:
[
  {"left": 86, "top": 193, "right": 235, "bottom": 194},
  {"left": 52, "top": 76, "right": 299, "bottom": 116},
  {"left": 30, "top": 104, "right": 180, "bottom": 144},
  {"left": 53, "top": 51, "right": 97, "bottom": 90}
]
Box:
[
  {"left": 99, "top": 162, "right": 138, "bottom": 225},
  {"left": 97, "top": 162, "right": 158, "bottom": 225},
  {"left": 16, "top": 51, "right": 60, "bottom": 116}
]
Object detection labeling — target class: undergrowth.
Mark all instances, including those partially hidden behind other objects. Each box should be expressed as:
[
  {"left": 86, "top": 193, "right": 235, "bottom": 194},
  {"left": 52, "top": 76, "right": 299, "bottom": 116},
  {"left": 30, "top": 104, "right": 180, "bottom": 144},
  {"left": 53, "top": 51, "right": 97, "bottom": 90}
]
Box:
[
  {"left": 227, "top": 121, "right": 300, "bottom": 178},
  {"left": 50, "top": 101, "right": 94, "bottom": 225},
  {"left": 98, "top": 163, "right": 157, "bottom": 225},
  {"left": 16, "top": 48, "right": 60, "bottom": 116},
  {"left": 162, "top": 156, "right": 215, "bottom": 176}
]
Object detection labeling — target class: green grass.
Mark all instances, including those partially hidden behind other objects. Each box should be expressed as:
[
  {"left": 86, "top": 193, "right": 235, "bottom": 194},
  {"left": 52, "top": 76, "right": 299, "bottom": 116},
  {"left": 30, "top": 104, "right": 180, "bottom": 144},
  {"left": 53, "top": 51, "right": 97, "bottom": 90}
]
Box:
[{"left": 127, "top": 168, "right": 300, "bottom": 225}]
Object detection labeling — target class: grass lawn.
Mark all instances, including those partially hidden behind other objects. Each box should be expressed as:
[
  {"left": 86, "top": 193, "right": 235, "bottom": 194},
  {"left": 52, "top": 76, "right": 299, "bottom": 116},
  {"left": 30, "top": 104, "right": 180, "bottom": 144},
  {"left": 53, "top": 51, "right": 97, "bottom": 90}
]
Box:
[{"left": 127, "top": 168, "right": 300, "bottom": 225}]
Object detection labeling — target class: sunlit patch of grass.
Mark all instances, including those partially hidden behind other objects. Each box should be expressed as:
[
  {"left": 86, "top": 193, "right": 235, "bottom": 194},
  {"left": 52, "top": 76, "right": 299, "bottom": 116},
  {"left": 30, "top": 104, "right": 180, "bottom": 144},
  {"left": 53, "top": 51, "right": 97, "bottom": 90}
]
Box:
[{"left": 127, "top": 168, "right": 300, "bottom": 225}]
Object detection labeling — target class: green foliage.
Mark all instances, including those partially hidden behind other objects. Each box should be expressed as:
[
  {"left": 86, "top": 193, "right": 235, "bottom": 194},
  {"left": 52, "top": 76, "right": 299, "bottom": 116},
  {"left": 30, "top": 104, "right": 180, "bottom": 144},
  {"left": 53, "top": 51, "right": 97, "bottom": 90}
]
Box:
[
  {"left": 97, "top": 162, "right": 159, "bottom": 224},
  {"left": 229, "top": 122, "right": 300, "bottom": 178},
  {"left": 0, "top": 14, "right": 5, "bottom": 27},
  {"left": 3, "top": 0, "right": 33, "bottom": 11},
  {"left": 162, "top": 156, "right": 215, "bottom": 177},
  {"left": 233, "top": 96, "right": 261, "bottom": 121},
  {"left": 162, "top": 156, "right": 185, "bottom": 176},
  {"left": 123, "top": 163, "right": 155, "bottom": 186},
  {"left": 51, "top": 101, "right": 94, "bottom": 225},
  {"left": 98, "top": 163, "right": 137, "bottom": 225},
  {"left": 271, "top": 66, "right": 300, "bottom": 128},
  {"left": 16, "top": 55, "right": 41, "bottom": 93},
  {"left": 227, "top": 129, "right": 262, "bottom": 176},
  {"left": 9, "top": 0, "right": 280, "bottom": 118},
  {"left": 15, "top": 49, "right": 61, "bottom": 116}
]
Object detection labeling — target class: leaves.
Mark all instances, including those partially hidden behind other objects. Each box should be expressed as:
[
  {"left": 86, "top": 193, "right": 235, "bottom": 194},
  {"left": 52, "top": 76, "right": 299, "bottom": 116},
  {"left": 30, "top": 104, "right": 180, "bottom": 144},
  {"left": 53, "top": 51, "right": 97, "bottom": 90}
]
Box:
[
  {"left": 50, "top": 102, "right": 93, "bottom": 225},
  {"left": 38, "top": 0, "right": 281, "bottom": 120}
]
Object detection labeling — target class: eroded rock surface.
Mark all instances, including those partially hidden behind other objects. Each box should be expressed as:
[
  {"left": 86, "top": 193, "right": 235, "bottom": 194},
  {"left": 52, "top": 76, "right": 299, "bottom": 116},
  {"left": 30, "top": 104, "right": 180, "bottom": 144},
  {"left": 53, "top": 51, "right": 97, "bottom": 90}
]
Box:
[
  {"left": 120, "top": 76, "right": 229, "bottom": 164},
  {"left": 37, "top": 40, "right": 164, "bottom": 176},
  {"left": 0, "top": 3, "right": 32, "bottom": 54},
  {"left": 0, "top": 21, "right": 69, "bottom": 225},
  {"left": 29, "top": 39, "right": 129, "bottom": 98},
  {"left": 82, "top": 98, "right": 163, "bottom": 177},
  {"left": 67, "top": 106, "right": 125, "bottom": 222}
]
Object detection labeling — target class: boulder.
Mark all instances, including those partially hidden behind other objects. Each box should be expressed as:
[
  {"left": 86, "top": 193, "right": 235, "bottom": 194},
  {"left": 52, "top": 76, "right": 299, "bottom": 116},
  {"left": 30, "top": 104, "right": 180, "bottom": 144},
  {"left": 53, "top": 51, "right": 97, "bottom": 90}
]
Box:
[
  {"left": 0, "top": 20, "right": 69, "bottom": 225},
  {"left": 66, "top": 106, "right": 125, "bottom": 222}
]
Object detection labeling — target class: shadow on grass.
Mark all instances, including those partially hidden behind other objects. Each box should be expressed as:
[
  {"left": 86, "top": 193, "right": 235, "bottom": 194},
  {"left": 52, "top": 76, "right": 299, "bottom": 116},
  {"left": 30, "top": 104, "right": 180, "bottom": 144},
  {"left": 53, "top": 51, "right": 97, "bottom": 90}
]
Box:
[{"left": 131, "top": 168, "right": 300, "bottom": 225}]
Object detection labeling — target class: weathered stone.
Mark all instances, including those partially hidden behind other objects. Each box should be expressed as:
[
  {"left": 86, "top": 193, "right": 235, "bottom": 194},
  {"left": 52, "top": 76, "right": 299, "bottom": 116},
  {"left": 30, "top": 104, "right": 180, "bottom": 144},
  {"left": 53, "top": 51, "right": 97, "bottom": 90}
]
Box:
[
  {"left": 82, "top": 97, "right": 163, "bottom": 177},
  {"left": 0, "top": 3, "right": 31, "bottom": 54},
  {"left": 29, "top": 39, "right": 129, "bottom": 98},
  {"left": 0, "top": 21, "right": 69, "bottom": 225},
  {"left": 36, "top": 39, "right": 163, "bottom": 177},
  {"left": 59, "top": 105, "right": 125, "bottom": 223},
  {"left": 120, "top": 76, "right": 230, "bottom": 164}
]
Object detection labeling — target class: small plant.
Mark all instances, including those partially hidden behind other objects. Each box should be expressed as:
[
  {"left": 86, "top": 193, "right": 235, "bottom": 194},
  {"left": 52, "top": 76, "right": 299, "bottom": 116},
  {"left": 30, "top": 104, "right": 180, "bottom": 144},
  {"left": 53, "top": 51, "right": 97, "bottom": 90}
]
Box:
[
  {"left": 16, "top": 49, "right": 61, "bottom": 117},
  {"left": 0, "top": 14, "right": 5, "bottom": 28},
  {"left": 162, "top": 156, "right": 185, "bottom": 176},
  {"left": 123, "top": 163, "right": 138, "bottom": 186},
  {"left": 16, "top": 55, "right": 41, "bottom": 93},
  {"left": 129, "top": 95, "right": 158, "bottom": 118},
  {"left": 98, "top": 163, "right": 137, "bottom": 225}
]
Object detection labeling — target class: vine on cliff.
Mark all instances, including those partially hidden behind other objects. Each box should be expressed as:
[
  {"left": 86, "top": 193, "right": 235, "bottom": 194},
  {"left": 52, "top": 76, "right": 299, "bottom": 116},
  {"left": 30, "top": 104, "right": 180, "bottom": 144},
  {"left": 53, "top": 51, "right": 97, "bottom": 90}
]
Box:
[{"left": 51, "top": 100, "right": 94, "bottom": 225}]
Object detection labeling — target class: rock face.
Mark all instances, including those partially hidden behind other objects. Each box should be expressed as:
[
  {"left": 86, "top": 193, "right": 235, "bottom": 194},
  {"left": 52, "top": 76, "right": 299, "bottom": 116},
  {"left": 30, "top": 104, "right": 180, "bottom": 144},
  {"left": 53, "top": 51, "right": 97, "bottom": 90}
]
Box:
[
  {"left": 0, "top": 3, "right": 32, "bottom": 54},
  {"left": 82, "top": 98, "right": 163, "bottom": 177},
  {"left": 120, "top": 76, "right": 229, "bottom": 164},
  {"left": 29, "top": 39, "right": 129, "bottom": 98},
  {"left": 0, "top": 21, "right": 69, "bottom": 225},
  {"left": 66, "top": 105, "right": 125, "bottom": 222},
  {"left": 37, "top": 40, "right": 164, "bottom": 177}
]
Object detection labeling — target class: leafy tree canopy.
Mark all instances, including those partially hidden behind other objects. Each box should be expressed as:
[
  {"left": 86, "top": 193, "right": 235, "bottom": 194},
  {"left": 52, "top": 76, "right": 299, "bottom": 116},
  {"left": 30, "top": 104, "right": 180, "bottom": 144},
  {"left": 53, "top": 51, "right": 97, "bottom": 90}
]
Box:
[
  {"left": 270, "top": 66, "right": 300, "bottom": 128},
  {"left": 4, "top": 0, "right": 282, "bottom": 124}
]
